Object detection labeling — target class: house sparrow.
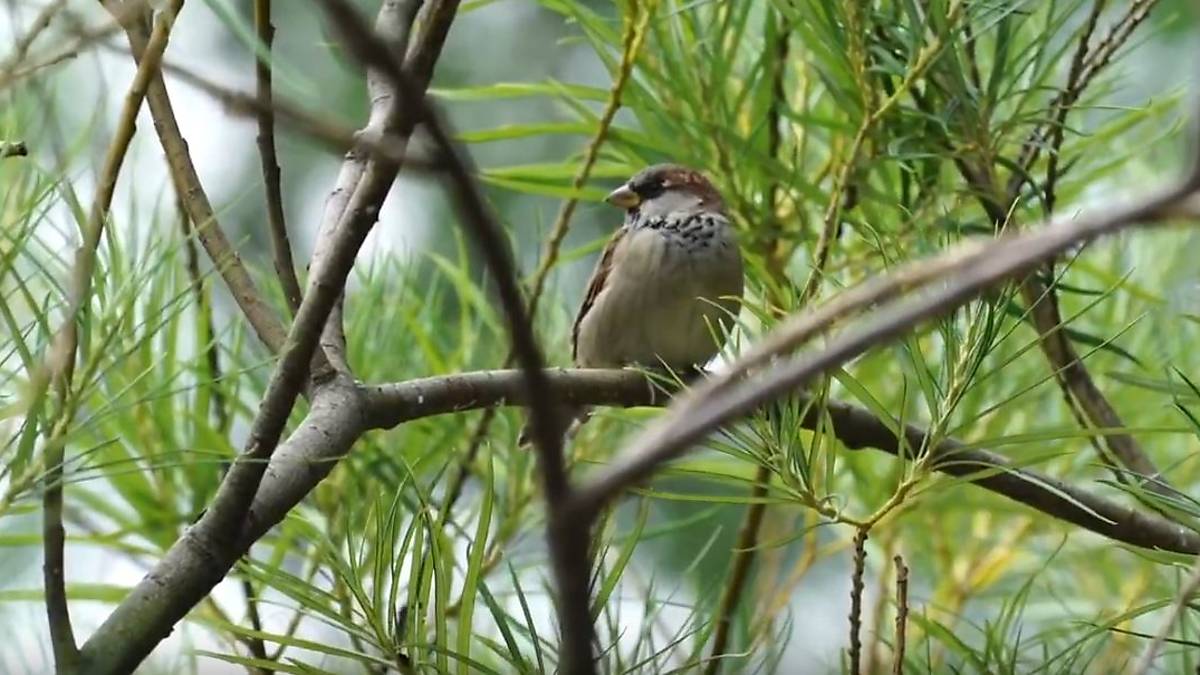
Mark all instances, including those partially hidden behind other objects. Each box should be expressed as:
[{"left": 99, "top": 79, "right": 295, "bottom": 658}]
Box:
[{"left": 523, "top": 164, "right": 744, "bottom": 444}]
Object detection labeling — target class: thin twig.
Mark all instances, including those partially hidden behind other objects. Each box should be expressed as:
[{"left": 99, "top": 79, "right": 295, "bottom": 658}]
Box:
[
  {"left": 892, "top": 554, "right": 908, "bottom": 675},
  {"left": 88, "top": 45, "right": 445, "bottom": 174},
  {"left": 525, "top": 0, "right": 655, "bottom": 319},
  {"left": 800, "top": 1, "right": 964, "bottom": 303},
  {"left": 177, "top": 198, "right": 228, "bottom": 430},
  {"left": 253, "top": 0, "right": 303, "bottom": 315},
  {"left": 705, "top": 17, "right": 792, "bottom": 672},
  {"left": 1043, "top": 0, "right": 1107, "bottom": 216},
  {"left": 111, "top": 4, "right": 291, "bottom": 356},
  {"left": 848, "top": 529, "right": 868, "bottom": 675},
  {"left": 1131, "top": 555, "right": 1200, "bottom": 675},
  {"left": 704, "top": 470, "right": 770, "bottom": 675},
  {"left": 39, "top": 5, "right": 183, "bottom": 670},
  {"left": 0, "top": 0, "right": 150, "bottom": 91},
  {"left": 0, "top": 0, "right": 68, "bottom": 81},
  {"left": 1007, "top": 0, "right": 1156, "bottom": 200}
]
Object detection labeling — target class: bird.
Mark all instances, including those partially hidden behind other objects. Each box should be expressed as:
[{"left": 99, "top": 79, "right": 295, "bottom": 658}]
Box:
[{"left": 522, "top": 163, "right": 744, "bottom": 445}]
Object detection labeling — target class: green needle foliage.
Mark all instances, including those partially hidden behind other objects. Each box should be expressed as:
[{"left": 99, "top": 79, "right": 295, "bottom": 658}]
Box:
[{"left": 4, "top": 0, "right": 1200, "bottom": 673}]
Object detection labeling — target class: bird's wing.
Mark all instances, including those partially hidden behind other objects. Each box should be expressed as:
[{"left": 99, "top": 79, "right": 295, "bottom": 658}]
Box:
[{"left": 572, "top": 226, "right": 627, "bottom": 364}]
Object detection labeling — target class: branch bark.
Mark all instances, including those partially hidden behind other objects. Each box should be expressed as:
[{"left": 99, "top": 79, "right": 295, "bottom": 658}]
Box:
[
  {"left": 362, "top": 368, "right": 1200, "bottom": 554},
  {"left": 573, "top": 174, "right": 1200, "bottom": 525},
  {"left": 314, "top": 3, "right": 596, "bottom": 671},
  {"left": 252, "top": 0, "right": 303, "bottom": 316},
  {"left": 76, "top": 2, "right": 460, "bottom": 672},
  {"left": 112, "top": 2, "right": 290, "bottom": 355}
]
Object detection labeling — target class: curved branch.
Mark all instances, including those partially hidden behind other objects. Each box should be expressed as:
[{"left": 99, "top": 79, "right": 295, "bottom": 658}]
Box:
[{"left": 363, "top": 368, "right": 1200, "bottom": 555}]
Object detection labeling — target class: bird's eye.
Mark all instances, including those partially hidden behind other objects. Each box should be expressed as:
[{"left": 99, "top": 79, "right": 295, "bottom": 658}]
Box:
[{"left": 634, "top": 178, "right": 666, "bottom": 199}]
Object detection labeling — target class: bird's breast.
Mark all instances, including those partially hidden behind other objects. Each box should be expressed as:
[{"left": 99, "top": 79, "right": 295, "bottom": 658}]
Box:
[{"left": 574, "top": 218, "right": 743, "bottom": 369}]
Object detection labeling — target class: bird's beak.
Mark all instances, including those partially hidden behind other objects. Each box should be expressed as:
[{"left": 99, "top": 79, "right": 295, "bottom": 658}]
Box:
[{"left": 605, "top": 184, "right": 641, "bottom": 209}]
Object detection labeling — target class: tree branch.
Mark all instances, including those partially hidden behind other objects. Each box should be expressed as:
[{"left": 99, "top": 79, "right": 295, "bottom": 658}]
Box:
[
  {"left": 361, "top": 368, "right": 1200, "bottom": 554},
  {"left": 75, "top": 2, "right": 462, "bottom": 671},
  {"left": 572, "top": 172, "right": 1200, "bottom": 525},
  {"left": 310, "top": 0, "right": 423, "bottom": 374},
  {"left": 40, "top": 4, "right": 183, "bottom": 671},
  {"left": 252, "top": 0, "right": 303, "bottom": 316},
  {"left": 313, "top": 2, "right": 600, "bottom": 671},
  {"left": 113, "top": 2, "right": 291, "bottom": 355}
]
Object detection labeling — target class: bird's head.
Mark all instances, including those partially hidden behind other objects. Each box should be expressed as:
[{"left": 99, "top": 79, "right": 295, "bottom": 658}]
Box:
[{"left": 605, "top": 164, "right": 724, "bottom": 219}]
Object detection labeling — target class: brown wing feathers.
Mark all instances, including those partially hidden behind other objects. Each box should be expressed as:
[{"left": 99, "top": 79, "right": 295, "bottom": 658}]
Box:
[{"left": 571, "top": 226, "right": 626, "bottom": 364}]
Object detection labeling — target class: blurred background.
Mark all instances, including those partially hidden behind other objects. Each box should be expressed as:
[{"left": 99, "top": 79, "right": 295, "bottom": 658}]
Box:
[{"left": 5, "top": 0, "right": 1200, "bottom": 673}]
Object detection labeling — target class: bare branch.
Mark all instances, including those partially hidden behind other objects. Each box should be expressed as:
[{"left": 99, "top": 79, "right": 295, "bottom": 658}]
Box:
[
  {"left": 573, "top": 178, "right": 1200, "bottom": 521},
  {"left": 113, "top": 6, "right": 290, "bottom": 355},
  {"left": 892, "top": 555, "right": 908, "bottom": 675},
  {"left": 362, "top": 368, "right": 1200, "bottom": 555},
  {"left": 253, "top": 0, "right": 303, "bottom": 316},
  {"left": 313, "top": 2, "right": 599, "bottom": 670},
  {"left": 849, "top": 529, "right": 868, "bottom": 675},
  {"left": 75, "top": 2, "right": 461, "bottom": 671},
  {"left": 310, "top": 0, "right": 424, "bottom": 374}
]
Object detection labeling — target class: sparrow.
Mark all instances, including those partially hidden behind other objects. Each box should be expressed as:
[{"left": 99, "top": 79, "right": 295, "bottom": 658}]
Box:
[{"left": 522, "top": 164, "right": 744, "bottom": 444}]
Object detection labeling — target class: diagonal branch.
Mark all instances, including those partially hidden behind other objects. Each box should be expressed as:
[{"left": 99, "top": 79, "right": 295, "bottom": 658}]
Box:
[
  {"left": 312, "top": 2, "right": 595, "bottom": 670},
  {"left": 76, "top": 2, "right": 462, "bottom": 672},
  {"left": 360, "top": 368, "right": 1200, "bottom": 554},
  {"left": 111, "top": 1, "right": 290, "bottom": 355},
  {"left": 572, "top": 170, "right": 1200, "bottom": 524},
  {"left": 967, "top": 0, "right": 1172, "bottom": 498},
  {"left": 309, "top": 0, "right": 424, "bottom": 374},
  {"left": 39, "top": 4, "right": 183, "bottom": 671}
]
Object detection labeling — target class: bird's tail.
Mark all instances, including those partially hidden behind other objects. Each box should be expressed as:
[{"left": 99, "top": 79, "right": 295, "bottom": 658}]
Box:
[{"left": 517, "top": 405, "right": 592, "bottom": 448}]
